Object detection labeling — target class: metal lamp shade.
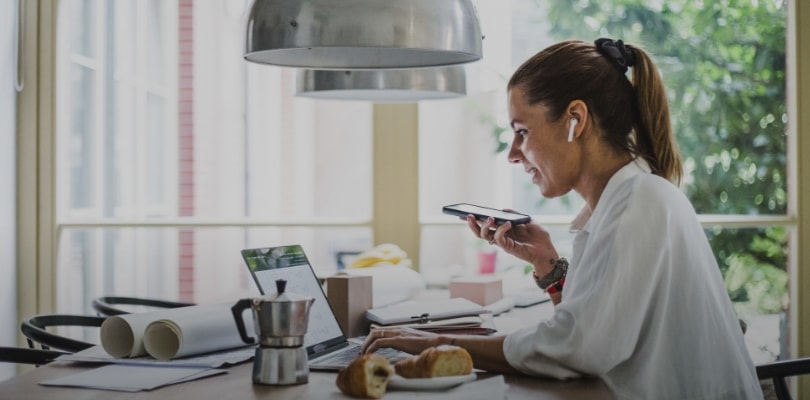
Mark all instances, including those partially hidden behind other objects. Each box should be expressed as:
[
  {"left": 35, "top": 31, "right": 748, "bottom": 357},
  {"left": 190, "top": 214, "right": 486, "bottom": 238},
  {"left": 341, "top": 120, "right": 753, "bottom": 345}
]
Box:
[
  {"left": 296, "top": 67, "right": 466, "bottom": 102},
  {"left": 245, "top": 0, "right": 483, "bottom": 69}
]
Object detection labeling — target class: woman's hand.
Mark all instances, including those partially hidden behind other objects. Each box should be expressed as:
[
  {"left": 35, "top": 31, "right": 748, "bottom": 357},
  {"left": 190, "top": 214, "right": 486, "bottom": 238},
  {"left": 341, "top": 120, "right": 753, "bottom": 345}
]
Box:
[
  {"left": 360, "top": 327, "right": 443, "bottom": 356},
  {"left": 466, "top": 214, "right": 559, "bottom": 277},
  {"left": 363, "top": 327, "right": 520, "bottom": 375}
]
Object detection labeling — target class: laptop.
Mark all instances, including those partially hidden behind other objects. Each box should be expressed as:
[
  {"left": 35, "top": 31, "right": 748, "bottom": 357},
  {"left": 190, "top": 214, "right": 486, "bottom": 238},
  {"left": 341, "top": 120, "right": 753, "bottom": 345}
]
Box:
[{"left": 240, "top": 244, "right": 408, "bottom": 371}]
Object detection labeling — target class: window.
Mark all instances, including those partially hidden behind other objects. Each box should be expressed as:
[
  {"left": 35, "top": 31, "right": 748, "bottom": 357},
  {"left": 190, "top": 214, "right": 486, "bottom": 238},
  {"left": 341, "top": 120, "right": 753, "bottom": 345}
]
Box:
[{"left": 55, "top": 1, "right": 373, "bottom": 315}]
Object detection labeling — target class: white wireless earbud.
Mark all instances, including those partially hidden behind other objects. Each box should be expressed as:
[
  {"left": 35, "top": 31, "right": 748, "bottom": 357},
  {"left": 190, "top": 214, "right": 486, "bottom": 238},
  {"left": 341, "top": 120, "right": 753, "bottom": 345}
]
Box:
[{"left": 567, "top": 118, "right": 578, "bottom": 142}]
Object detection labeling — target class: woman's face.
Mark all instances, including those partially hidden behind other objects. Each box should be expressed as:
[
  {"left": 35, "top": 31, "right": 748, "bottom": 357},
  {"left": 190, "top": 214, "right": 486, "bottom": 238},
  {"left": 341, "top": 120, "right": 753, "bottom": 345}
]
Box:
[{"left": 507, "top": 86, "right": 577, "bottom": 198}]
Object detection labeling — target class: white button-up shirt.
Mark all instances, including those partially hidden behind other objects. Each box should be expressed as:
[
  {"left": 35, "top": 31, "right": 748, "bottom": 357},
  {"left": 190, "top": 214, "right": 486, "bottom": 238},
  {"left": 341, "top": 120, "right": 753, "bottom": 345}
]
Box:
[{"left": 503, "top": 160, "right": 763, "bottom": 400}]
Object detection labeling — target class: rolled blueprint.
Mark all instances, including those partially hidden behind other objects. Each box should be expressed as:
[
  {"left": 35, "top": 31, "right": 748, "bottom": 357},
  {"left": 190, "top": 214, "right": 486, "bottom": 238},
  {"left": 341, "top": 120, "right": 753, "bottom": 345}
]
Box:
[{"left": 100, "top": 302, "right": 253, "bottom": 360}]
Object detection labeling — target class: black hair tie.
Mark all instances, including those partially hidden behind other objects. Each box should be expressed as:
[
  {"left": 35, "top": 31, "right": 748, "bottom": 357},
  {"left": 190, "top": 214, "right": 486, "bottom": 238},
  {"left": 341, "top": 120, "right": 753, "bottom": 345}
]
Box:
[{"left": 594, "top": 38, "right": 636, "bottom": 74}]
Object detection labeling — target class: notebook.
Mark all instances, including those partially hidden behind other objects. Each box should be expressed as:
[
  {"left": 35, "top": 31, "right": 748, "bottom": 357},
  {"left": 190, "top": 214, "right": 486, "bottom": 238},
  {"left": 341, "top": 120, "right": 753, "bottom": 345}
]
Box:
[{"left": 241, "top": 245, "right": 408, "bottom": 371}]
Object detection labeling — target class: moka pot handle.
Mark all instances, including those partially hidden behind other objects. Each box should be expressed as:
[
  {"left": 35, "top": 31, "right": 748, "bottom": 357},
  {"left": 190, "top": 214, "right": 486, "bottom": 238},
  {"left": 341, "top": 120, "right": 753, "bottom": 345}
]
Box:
[{"left": 231, "top": 298, "right": 256, "bottom": 344}]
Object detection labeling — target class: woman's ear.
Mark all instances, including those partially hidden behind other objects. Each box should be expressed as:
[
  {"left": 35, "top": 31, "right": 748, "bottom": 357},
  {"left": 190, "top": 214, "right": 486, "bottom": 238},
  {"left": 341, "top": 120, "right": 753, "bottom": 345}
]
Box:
[{"left": 566, "top": 100, "right": 589, "bottom": 141}]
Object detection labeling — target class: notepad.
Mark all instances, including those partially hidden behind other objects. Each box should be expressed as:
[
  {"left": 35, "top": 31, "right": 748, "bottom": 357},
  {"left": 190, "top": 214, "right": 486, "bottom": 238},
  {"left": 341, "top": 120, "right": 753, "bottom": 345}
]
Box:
[{"left": 365, "top": 297, "right": 488, "bottom": 326}]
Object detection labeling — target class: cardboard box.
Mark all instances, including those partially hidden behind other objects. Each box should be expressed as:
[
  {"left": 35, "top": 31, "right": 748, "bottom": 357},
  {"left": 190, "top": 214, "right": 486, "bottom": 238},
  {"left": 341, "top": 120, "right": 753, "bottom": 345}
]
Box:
[
  {"left": 326, "top": 275, "right": 373, "bottom": 337},
  {"left": 449, "top": 276, "right": 503, "bottom": 306}
]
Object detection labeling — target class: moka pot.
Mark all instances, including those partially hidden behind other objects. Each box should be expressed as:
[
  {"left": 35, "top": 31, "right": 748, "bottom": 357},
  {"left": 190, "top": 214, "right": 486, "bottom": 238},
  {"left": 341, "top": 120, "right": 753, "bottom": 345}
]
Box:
[{"left": 232, "top": 279, "right": 315, "bottom": 385}]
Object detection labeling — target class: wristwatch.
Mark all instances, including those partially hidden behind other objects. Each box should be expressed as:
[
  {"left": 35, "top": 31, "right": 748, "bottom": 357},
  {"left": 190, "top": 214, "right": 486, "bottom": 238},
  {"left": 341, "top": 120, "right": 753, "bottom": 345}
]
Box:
[{"left": 533, "top": 257, "right": 569, "bottom": 290}]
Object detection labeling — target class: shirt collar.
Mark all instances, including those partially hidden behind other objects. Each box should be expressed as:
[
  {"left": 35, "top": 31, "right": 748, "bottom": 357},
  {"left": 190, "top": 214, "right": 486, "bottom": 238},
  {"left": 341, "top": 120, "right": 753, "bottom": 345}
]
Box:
[{"left": 569, "top": 158, "right": 651, "bottom": 233}]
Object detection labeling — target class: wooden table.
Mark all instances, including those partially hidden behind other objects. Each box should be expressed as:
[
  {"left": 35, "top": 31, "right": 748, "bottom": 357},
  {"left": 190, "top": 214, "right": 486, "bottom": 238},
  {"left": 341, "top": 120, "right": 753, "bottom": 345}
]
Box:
[
  {"left": 0, "top": 291, "right": 613, "bottom": 399},
  {"left": 0, "top": 360, "right": 611, "bottom": 400}
]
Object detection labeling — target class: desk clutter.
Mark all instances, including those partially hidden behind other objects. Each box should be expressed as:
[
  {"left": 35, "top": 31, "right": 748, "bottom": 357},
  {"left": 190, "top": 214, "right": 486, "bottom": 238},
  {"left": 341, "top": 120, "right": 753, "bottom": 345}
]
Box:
[
  {"left": 37, "top": 293, "right": 503, "bottom": 395},
  {"left": 47, "top": 296, "right": 283, "bottom": 391},
  {"left": 24, "top": 243, "right": 535, "bottom": 397}
]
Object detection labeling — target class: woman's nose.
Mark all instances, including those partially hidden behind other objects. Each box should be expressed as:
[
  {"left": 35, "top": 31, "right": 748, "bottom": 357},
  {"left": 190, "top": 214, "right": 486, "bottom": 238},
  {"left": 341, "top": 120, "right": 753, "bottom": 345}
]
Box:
[{"left": 507, "top": 142, "right": 523, "bottom": 164}]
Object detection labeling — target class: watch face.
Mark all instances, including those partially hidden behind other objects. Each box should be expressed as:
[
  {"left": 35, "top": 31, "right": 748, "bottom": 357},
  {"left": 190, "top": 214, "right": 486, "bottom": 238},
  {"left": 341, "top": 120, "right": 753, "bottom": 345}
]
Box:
[{"left": 554, "top": 258, "right": 569, "bottom": 273}]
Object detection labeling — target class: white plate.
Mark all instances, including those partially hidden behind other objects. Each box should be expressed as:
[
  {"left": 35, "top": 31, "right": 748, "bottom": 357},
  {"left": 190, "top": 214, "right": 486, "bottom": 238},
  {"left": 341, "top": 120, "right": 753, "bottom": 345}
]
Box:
[{"left": 387, "top": 373, "right": 477, "bottom": 391}]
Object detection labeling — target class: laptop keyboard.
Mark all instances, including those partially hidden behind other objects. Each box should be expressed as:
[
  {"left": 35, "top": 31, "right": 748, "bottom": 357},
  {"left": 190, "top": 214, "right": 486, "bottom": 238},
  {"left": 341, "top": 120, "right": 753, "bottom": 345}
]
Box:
[{"left": 317, "top": 345, "right": 409, "bottom": 367}]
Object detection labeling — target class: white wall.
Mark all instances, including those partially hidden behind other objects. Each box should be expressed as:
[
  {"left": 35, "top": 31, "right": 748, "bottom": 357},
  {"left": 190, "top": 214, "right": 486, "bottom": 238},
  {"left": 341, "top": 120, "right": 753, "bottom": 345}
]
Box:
[{"left": 0, "top": 0, "right": 19, "bottom": 381}]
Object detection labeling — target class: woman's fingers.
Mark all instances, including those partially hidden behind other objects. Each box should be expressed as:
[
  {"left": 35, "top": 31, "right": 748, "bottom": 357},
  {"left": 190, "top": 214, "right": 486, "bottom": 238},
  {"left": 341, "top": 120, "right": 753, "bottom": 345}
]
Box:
[
  {"left": 466, "top": 215, "right": 494, "bottom": 242},
  {"left": 361, "top": 328, "right": 396, "bottom": 354},
  {"left": 480, "top": 217, "right": 497, "bottom": 242},
  {"left": 360, "top": 327, "right": 439, "bottom": 355}
]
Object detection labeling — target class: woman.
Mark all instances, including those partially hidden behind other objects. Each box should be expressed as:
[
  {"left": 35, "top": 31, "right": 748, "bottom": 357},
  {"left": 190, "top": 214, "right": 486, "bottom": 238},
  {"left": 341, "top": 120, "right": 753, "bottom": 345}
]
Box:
[{"left": 361, "top": 39, "right": 763, "bottom": 399}]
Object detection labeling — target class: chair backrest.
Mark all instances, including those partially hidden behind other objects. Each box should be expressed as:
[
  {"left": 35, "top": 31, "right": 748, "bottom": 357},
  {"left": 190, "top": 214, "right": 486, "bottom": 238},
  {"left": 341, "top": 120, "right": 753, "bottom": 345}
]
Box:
[
  {"left": 91, "top": 296, "right": 195, "bottom": 316},
  {"left": 0, "top": 346, "right": 68, "bottom": 366},
  {"left": 20, "top": 314, "right": 106, "bottom": 353},
  {"left": 756, "top": 357, "right": 810, "bottom": 400}
]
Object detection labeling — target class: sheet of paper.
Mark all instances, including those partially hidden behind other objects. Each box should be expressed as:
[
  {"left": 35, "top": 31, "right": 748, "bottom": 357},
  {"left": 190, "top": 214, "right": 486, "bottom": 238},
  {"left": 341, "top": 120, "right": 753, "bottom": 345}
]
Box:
[
  {"left": 39, "top": 364, "right": 226, "bottom": 392},
  {"left": 57, "top": 345, "right": 255, "bottom": 368}
]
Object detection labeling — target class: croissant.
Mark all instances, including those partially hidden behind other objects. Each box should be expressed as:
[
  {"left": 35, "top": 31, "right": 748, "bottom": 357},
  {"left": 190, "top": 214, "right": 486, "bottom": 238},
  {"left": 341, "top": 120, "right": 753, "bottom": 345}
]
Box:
[
  {"left": 336, "top": 354, "right": 394, "bottom": 399},
  {"left": 394, "top": 345, "right": 473, "bottom": 379}
]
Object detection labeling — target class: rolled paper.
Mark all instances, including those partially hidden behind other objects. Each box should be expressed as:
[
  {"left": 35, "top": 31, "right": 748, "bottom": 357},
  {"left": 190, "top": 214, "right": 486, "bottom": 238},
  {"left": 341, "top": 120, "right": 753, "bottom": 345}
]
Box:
[
  {"left": 101, "top": 312, "right": 158, "bottom": 358},
  {"left": 100, "top": 302, "right": 253, "bottom": 360},
  {"left": 143, "top": 303, "right": 252, "bottom": 361}
]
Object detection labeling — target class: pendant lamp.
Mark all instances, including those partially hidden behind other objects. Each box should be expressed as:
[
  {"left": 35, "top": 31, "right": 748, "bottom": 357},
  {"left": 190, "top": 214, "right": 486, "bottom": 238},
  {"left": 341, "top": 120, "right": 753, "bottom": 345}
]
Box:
[
  {"left": 245, "top": 0, "right": 483, "bottom": 69},
  {"left": 296, "top": 66, "right": 466, "bottom": 102}
]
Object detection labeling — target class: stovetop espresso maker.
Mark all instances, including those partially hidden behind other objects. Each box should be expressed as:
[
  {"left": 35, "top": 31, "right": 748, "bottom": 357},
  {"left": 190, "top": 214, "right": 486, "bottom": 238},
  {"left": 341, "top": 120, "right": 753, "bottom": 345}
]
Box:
[{"left": 231, "top": 279, "right": 315, "bottom": 385}]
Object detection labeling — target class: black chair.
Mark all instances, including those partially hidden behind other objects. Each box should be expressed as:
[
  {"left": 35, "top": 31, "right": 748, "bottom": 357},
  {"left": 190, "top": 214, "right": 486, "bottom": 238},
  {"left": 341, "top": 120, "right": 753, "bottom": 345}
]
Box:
[
  {"left": 0, "top": 346, "right": 68, "bottom": 366},
  {"left": 91, "top": 296, "right": 194, "bottom": 316},
  {"left": 20, "top": 314, "right": 106, "bottom": 353},
  {"left": 756, "top": 357, "right": 810, "bottom": 400}
]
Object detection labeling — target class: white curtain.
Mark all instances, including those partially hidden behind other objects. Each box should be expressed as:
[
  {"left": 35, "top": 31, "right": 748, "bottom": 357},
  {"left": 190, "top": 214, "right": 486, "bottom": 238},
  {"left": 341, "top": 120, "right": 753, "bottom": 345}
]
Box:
[{"left": 0, "top": 0, "right": 19, "bottom": 381}]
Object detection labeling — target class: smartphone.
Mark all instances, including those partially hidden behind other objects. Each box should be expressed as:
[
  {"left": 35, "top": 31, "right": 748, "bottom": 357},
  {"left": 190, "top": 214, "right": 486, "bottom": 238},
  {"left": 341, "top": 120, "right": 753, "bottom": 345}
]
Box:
[{"left": 442, "top": 203, "right": 531, "bottom": 226}]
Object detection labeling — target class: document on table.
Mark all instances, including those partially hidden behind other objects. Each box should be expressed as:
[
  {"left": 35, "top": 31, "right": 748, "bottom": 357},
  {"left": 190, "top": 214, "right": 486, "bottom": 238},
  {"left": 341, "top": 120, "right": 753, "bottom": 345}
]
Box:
[
  {"left": 39, "top": 364, "right": 226, "bottom": 392},
  {"left": 57, "top": 344, "right": 255, "bottom": 368}
]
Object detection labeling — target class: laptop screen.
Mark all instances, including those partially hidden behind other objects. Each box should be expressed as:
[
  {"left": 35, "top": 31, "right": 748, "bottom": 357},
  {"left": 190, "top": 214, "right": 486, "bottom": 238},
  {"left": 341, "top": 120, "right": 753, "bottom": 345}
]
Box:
[{"left": 241, "top": 245, "right": 347, "bottom": 356}]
